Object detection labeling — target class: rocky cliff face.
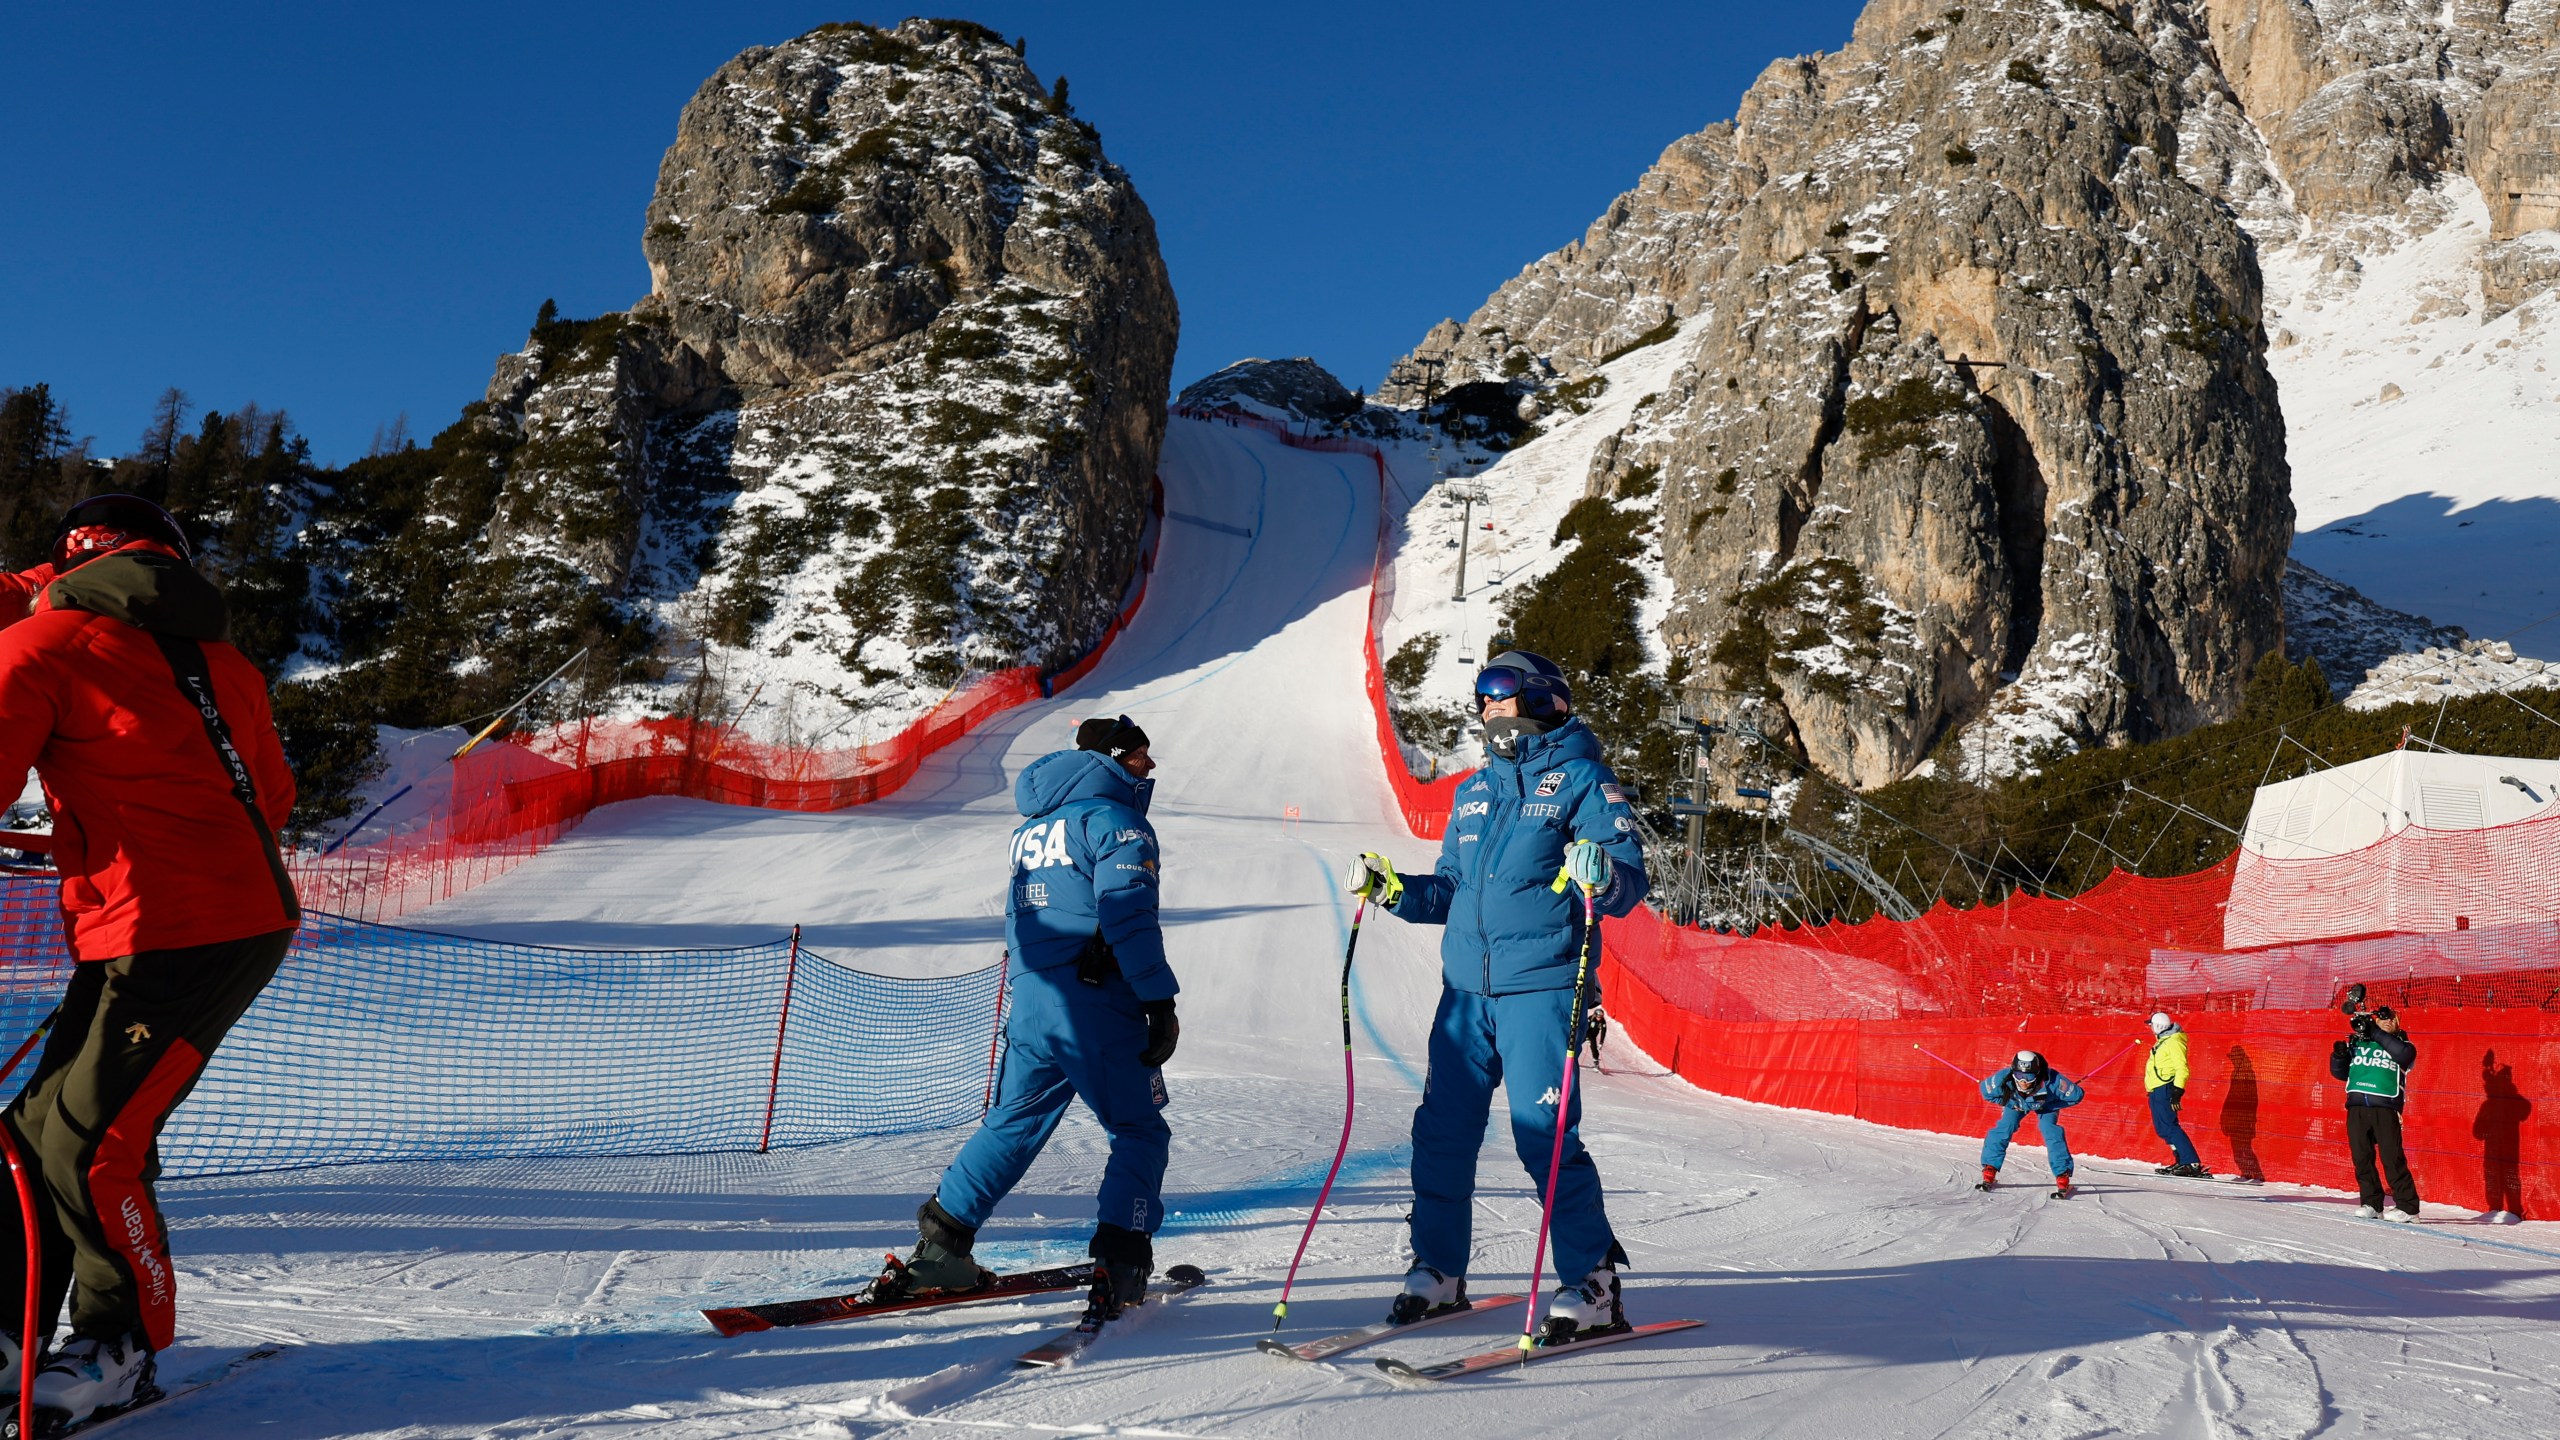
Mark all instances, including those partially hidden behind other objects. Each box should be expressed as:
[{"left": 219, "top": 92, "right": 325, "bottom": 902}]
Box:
[
  {"left": 2193, "top": 0, "right": 2559, "bottom": 312},
  {"left": 1394, "top": 0, "right": 2298, "bottom": 787},
  {"left": 424, "top": 18, "right": 1175, "bottom": 730}
]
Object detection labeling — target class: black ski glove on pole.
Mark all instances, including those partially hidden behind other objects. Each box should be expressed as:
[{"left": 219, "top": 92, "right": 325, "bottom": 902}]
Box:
[{"left": 1139, "top": 999, "right": 1180, "bottom": 1069}]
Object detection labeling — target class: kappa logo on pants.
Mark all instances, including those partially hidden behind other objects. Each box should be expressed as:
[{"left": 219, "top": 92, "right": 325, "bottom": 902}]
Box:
[{"left": 1537, "top": 1086, "right": 1562, "bottom": 1106}]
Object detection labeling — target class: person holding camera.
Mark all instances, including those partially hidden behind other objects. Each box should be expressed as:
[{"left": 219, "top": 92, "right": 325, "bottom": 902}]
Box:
[{"left": 2330, "top": 996, "right": 2420, "bottom": 1221}]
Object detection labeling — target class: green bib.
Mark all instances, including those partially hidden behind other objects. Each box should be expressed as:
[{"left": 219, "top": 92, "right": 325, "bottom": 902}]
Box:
[{"left": 2344, "top": 1037, "right": 2405, "bottom": 1100}]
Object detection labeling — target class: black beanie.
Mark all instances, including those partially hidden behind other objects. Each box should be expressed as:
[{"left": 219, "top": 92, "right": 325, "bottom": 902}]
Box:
[{"left": 1076, "top": 715, "right": 1149, "bottom": 757}]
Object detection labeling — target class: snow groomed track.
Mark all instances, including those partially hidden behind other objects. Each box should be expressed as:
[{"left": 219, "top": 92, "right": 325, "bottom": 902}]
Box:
[{"left": 135, "top": 418, "right": 2560, "bottom": 1438}]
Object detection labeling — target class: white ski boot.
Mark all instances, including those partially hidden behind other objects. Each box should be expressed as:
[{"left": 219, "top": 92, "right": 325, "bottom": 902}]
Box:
[
  {"left": 34, "top": 1329, "right": 157, "bottom": 1430},
  {"left": 1537, "top": 1264, "right": 1627, "bottom": 1346},
  {"left": 2356, "top": 1204, "right": 2383, "bottom": 1219},
  {"left": 1386, "top": 1265, "right": 1466, "bottom": 1325}
]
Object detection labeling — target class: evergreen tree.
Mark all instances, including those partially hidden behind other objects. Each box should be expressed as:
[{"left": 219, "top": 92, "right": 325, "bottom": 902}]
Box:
[
  {"left": 130, "top": 387, "right": 191, "bottom": 503},
  {"left": 0, "top": 385, "right": 85, "bottom": 567}
]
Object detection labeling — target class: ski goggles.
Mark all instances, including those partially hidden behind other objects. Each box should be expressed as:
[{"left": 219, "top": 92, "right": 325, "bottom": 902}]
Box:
[{"left": 1474, "top": 664, "right": 1531, "bottom": 708}]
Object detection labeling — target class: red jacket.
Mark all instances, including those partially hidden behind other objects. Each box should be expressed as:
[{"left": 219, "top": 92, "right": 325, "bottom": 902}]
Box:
[{"left": 0, "top": 547, "right": 296, "bottom": 959}]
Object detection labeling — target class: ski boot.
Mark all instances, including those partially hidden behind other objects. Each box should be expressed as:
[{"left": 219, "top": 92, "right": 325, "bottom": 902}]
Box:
[
  {"left": 2356, "top": 1204, "right": 2383, "bottom": 1219},
  {"left": 2051, "top": 1172, "right": 2074, "bottom": 1199},
  {"left": 1386, "top": 1265, "right": 1468, "bottom": 1326},
  {"left": 873, "top": 1197, "right": 995, "bottom": 1302},
  {"left": 33, "top": 1329, "right": 158, "bottom": 1434},
  {"left": 2167, "top": 1162, "right": 2212, "bottom": 1179},
  {"left": 1974, "top": 1166, "right": 1998, "bottom": 1192},
  {"left": 1537, "top": 1264, "right": 1629, "bottom": 1346},
  {"left": 1083, "top": 1222, "right": 1154, "bottom": 1325}
]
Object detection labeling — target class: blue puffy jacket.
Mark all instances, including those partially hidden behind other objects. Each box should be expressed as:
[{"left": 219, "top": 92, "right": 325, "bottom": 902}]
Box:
[
  {"left": 1980, "top": 1068, "right": 2085, "bottom": 1114},
  {"left": 1006, "top": 749, "right": 1176, "bottom": 1001},
  {"left": 1388, "top": 718, "right": 1649, "bottom": 995}
]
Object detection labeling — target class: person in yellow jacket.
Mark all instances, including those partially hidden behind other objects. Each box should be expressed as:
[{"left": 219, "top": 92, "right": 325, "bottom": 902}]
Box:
[{"left": 2145, "top": 1012, "right": 2209, "bottom": 1177}]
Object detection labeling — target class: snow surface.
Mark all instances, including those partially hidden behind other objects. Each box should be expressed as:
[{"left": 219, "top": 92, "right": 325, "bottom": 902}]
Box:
[
  {"left": 131, "top": 419, "right": 2560, "bottom": 1437},
  {"left": 2266, "top": 181, "right": 2560, "bottom": 660}
]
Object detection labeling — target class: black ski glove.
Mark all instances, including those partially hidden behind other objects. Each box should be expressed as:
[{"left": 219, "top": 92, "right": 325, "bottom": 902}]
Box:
[{"left": 1139, "top": 999, "right": 1180, "bottom": 1069}]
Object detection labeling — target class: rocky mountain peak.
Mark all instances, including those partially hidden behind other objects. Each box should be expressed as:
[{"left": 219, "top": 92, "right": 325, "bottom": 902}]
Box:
[
  {"left": 1394, "top": 0, "right": 2295, "bottom": 788},
  {"left": 318, "top": 18, "right": 1177, "bottom": 740}
]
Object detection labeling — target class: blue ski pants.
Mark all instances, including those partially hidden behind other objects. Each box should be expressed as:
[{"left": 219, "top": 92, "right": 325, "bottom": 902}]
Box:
[
  {"left": 2149, "top": 1085, "right": 2200, "bottom": 1166},
  {"left": 1408, "top": 985, "right": 1621, "bottom": 1285},
  {"left": 934, "top": 965, "right": 1171, "bottom": 1235},
  {"left": 1982, "top": 1107, "right": 2073, "bottom": 1176}
]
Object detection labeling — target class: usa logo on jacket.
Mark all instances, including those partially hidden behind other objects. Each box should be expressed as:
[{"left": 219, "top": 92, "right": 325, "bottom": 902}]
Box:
[{"left": 1535, "top": 772, "right": 1566, "bottom": 797}]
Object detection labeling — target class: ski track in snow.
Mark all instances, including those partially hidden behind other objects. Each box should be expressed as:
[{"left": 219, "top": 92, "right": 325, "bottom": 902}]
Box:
[{"left": 131, "top": 419, "right": 2560, "bottom": 1437}]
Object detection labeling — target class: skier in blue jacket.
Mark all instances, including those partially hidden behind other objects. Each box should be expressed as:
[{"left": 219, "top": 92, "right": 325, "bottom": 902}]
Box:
[
  {"left": 1346, "top": 651, "right": 1648, "bottom": 1344},
  {"left": 886, "top": 716, "right": 1178, "bottom": 1321},
  {"left": 1976, "top": 1050, "right": 2085, "bottom": 1196}
]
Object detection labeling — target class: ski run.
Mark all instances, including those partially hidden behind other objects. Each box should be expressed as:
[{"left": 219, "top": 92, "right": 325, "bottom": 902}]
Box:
[{"left": 96, "top": 418, "right": 2560, "bottom": 1436}]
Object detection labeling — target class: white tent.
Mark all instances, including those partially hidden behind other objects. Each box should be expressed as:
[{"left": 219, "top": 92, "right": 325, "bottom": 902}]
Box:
[{"left": 2224, "top": 747, "right": 2560, "bottom": 947}]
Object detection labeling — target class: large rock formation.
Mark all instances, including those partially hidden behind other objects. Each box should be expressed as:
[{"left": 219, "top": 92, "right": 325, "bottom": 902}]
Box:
[
  {"left": 2192, "top": 0, "right": 2560, "bottom": 311},
  {"left": 412, "top": 18, "right": 1175, "bottom": 727},
  {"left": 1393, "top": 0, "right": 2296, "bottom": 786}
]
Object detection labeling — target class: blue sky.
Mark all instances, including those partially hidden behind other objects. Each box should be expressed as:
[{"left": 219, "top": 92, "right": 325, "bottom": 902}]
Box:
[{"left": 1, "top": 2, "right": 1865, "bottom": 464}]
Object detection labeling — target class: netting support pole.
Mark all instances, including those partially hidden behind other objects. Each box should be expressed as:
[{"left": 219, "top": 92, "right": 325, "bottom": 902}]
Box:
[
  {"left": 758, "top": 925, "right": 801, "bottom": 1155},
  {"left": 981, "top": 956, "right": 1010, "bottom": 1113}
]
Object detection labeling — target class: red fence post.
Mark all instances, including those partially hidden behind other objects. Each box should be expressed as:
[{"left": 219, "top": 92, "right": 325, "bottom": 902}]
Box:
[
  {"left": 982, "top": 956, "right": 1010, "bottom": 1113},
  {"left": 758, "top": 924, "right": 801, "bottom": 1154}
]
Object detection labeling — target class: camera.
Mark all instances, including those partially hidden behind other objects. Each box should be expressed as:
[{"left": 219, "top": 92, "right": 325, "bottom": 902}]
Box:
[{"left": 2338, "top": 982, "right": 2394, "bottom": 1039}]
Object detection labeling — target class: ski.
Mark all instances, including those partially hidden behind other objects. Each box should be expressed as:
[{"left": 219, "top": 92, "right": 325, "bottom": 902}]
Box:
[
  {"left": 1257, "top": 1294, "right": 1526, "bottom": 1363},
  {"left": 1374, "top": 1319, "right": 1702, "bottom": 1383},
  {"left": 2092, "top": 1168, "right": 2262, "bottom": 1186},
  {"left": 703, "top": 1259, "right": 1097, "bottom": 1336},
  {"left": 1015, "top": 1264, "right": 1209, "bottom": 1369},
  {"left": 18, "top": 1344, "right": 286, "bottom": 1439}
]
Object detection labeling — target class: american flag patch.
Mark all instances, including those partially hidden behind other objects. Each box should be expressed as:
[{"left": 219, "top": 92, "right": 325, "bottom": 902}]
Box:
[{"left": 1602, "top": 784, "right": 1626, "bottom": 806}]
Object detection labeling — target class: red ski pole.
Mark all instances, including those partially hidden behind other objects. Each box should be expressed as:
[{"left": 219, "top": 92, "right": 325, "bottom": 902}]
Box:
[
  {"left": 2080, "top": 1036, "right": 2146, "bottom": 1082},
  {"left": 1272, "top": 896, "right": 1366, "bottom": 1329},
  {"left": 1519, "top": 880, "right": 1602, "bottom": 1362},
  {"left": 0, "top": 1011, "right": 57, "bottom": 1440}
]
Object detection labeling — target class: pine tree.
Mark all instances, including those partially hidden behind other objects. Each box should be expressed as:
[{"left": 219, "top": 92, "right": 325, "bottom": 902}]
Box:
[
  {"left": 135, "top": 387, "right": 191, "bottom": 503},
  {"left": 0, "top": 385, "right": 81, "bottom": 567}
]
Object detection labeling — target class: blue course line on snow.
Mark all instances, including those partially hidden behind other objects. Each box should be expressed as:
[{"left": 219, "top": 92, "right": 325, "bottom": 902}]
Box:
[
  {"left": 1302, "top": 841, "right": 1424, "bottom": 1097},
  {"left": 1160, "top": 1144, "right": 1415, "bottom": 1235}
]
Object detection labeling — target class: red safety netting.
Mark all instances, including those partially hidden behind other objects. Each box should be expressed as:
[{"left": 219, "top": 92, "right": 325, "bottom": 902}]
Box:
[
  {"left": 2228, "top": 800, "right": 2560, "bottom": 946},
  {"left": 295, "top": 480, "right": 1161, "bottom": 923}
]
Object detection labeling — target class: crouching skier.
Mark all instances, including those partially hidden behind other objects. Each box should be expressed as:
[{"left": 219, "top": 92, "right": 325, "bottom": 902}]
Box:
[
  {"left": 0, "top": 496, "right": 299, "bottom": 1430},
  {"left": 1344, "top": 651, "right": 1647, "bottom": 1345},
  {"left": 1977, "top": 1051, "right": 2085, "bottom": 1197},
  {"left": 884, "top": 716, "right": 1178, "bottom": 1327}
]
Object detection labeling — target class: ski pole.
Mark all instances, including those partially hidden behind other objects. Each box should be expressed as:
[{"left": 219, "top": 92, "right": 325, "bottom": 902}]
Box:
[
  {"left": 1913, "top": 1043, "right": 1977, "bottom": 1081},
  {"left": 2080, "top": 1036, "right": 2145, "bottom": 1082},
  {"left": 1272, "top": 896, "right": 1366, "bottom": 1330},
  {"left": 1520, "top": 880, "right": 1601, "bottom": 1363},
  {"left": 1, "top": 1009, "right": 58, "bottom": 1440}
]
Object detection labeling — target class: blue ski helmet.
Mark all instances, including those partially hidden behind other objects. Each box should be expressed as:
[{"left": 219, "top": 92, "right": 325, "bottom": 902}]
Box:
[{"left": 1474, "top": 649, "right": 1572, "bottom": 721}]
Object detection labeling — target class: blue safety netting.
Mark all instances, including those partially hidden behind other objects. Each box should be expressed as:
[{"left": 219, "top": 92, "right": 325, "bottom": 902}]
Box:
[{"left": 0, "top": 874, "right": 1006, "bottom": 1178}]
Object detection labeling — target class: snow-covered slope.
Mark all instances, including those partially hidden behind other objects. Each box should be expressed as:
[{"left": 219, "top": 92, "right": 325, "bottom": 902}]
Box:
[
  {"left": 2268, "top": 181, "right": 2560, "bottom": 660},
  {"left": 1376, "top": 329, "right": 1697, "bottom": 773},
  {"left": 122, "top": 418, "right": 2560, "bottom": 1438}
]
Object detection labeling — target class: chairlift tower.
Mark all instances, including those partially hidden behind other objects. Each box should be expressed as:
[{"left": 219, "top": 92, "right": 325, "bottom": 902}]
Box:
[{"left": 1447, "top": 480, "right": 1491, "bottom": 601}]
